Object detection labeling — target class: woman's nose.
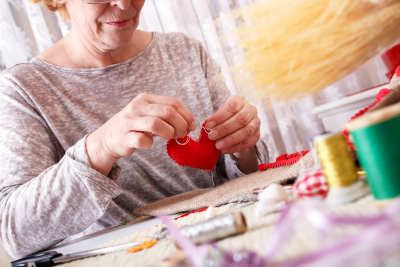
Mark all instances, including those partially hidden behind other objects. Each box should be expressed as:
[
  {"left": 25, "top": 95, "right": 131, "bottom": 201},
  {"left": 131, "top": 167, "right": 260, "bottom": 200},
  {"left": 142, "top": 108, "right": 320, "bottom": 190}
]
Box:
[{"left": 109, "top": 0, "right": 130, "bottom": 10}]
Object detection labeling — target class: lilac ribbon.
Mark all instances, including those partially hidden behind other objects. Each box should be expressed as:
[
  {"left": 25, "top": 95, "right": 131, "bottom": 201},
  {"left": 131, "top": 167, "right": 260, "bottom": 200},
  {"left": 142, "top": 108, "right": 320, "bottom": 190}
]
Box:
[
  {"left": 263, "top": 198, "right": 400, "bottom": 267},
  {"left": 157, "top": 214, "right": 204, "bottom": 267},
  {"left": 158, "top": 198, "right": 400, "bottom": 267}
]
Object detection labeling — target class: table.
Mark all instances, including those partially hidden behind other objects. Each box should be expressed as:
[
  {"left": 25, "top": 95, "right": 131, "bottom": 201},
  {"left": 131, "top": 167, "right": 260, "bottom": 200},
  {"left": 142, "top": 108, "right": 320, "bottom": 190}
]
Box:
[{"left": 52, "top": 195, "right": 380, "bottom": 267}]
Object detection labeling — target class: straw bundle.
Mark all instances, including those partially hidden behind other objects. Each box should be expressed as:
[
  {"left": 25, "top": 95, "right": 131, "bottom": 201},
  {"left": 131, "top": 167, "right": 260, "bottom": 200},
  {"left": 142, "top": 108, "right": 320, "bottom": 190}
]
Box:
[{"left": 230, "top": 0, "right": 400, "bottom": 101}]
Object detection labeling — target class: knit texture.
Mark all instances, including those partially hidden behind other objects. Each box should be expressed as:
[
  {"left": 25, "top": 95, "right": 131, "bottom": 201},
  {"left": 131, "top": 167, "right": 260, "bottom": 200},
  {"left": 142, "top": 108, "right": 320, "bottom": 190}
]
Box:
[{"left": 0, "top": 32, "right": 269, "bottom": 259}]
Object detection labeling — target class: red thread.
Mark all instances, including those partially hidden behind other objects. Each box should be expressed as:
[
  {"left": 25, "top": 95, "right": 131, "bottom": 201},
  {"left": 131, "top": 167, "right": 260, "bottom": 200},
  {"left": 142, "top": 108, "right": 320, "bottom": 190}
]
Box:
[
  {"left": 343, "top": 88, "right": 391, "bottom": 150},
  {"left": 174, "top": 208, "right": 208, "bottom": 220}
]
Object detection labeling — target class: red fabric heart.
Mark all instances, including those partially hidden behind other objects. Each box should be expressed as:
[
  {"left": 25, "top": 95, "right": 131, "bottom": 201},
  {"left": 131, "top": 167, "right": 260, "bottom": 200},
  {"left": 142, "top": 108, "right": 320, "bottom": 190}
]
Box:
[{"left": 166, "top": 122, "right": 221, "bottom": 172}]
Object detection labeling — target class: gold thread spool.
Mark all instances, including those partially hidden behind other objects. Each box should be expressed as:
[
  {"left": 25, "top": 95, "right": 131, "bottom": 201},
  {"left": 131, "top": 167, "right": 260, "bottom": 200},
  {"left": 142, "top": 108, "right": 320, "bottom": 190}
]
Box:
[{"left": 315, "top": 133, "right": 358, "bottom": 188}]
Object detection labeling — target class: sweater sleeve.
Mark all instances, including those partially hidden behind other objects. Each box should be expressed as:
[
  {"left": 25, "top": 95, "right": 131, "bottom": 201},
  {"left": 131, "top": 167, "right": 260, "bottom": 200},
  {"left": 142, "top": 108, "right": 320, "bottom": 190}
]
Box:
[
  {"left": 0, "top": 77, "right": 123, "bottom": 259},
  {"left": 189, "top": 37, "right": 269, "bottom": 180}
]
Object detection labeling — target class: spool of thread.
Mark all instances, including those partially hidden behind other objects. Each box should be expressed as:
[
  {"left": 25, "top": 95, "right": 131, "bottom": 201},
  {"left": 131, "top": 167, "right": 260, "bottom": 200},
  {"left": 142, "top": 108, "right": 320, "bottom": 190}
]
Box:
[
  {"left": 315, "top": 133, "right": 358, "bottom": 188},
  {"left": 347, "top": 102, "right": 400, "bottom": 206},
  {"left": 315, "top": 132, "right": 369, "bottom": 205},
  {"left": 178, "top": 211, "right": 247, "bottom": 245}
]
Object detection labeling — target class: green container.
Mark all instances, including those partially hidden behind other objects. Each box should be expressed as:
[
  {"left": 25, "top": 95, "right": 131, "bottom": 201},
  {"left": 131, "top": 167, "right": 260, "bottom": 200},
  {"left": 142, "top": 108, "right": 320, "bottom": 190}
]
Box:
[{"left": 348, "top": 104, "right": 400, "bottom": 200}]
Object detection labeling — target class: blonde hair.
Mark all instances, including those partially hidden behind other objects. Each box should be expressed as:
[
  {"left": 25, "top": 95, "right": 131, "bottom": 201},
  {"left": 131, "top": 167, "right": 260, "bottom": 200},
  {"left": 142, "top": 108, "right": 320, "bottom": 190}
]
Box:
[{"left": 29, "top": 0, "right": 69, "bottom": 21}]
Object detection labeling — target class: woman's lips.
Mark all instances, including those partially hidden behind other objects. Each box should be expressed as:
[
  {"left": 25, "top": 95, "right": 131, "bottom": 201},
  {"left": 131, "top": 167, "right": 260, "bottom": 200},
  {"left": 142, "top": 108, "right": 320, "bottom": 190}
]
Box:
[{"left": 105, "top": 19, "right": 131, "bottom": 27}]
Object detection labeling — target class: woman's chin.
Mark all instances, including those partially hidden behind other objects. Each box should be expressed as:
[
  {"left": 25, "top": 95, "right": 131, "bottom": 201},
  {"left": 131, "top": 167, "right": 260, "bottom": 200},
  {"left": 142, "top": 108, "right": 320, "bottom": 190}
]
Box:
[{"left": 102, "top": 32, "right": 134, "bottom": 48}]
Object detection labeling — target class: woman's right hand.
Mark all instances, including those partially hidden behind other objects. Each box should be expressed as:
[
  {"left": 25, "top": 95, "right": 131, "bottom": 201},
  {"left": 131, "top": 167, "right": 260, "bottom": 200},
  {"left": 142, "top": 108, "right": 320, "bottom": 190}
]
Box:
[{"left": 86, "top": 93, "right": 196, "bottom": 176}]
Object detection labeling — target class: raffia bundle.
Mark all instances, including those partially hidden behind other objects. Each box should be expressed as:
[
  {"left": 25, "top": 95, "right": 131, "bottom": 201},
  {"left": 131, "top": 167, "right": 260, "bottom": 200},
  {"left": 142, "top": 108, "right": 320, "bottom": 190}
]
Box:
[{"left": 229, "top": 0, "right": 400, "bottom": 101}]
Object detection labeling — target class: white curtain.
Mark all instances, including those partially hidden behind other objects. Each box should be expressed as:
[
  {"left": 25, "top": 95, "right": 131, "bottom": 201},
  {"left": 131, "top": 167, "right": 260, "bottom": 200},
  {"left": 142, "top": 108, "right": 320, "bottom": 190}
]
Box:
[{"left": 0, "top": 0, "right": 390, "bottom": 160}]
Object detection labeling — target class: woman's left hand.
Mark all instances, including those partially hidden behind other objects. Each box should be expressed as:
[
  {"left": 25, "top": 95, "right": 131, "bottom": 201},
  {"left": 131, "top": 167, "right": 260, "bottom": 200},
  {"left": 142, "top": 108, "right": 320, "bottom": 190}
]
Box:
[{"left": 205, "top": 95, "right": 261, "bottom": 155}]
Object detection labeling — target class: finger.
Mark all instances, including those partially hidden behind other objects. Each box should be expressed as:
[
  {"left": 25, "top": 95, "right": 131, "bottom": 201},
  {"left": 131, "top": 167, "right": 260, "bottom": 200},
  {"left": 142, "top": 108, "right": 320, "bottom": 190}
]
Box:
[
  {"left": 128, "top": 103, "right": 188, "bottom": 138},
  {"left": 143, "top": 94, "right": 196, "bottom": 132},
  {"left": 125, "top": 116, "right": 176, "bottom": 140},
  {"left": 152, "top": 104, "right": 192, "bottom": 138},
  {"left": 208, "top": 106, "right": 258, "bottom": 140},
  {"left": 124, "top": 131, "right": 154, "bottom": 149},
  {"left": 221, "top": 134, "right": 260, "bottom": 155},
  {"left": 206, "top": 95, "right": 246, "bottom": 129},
  {"left": 215, "top": 119, "right": 260, "bottom": 151}
]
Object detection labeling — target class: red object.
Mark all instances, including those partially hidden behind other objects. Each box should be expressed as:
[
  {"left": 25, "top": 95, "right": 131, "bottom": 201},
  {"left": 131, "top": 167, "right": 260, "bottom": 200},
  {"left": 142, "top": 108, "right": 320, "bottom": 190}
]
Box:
[
  {"left": 258, "top": 150, "right": 310, "bottom": 172},
  {"left": 382, "top": 44, "right": 400, "bottom": 79},
  {"left": 166, "top": 121, "right": 221, "bottom": 172},
  {"left": 293, "top": 168, "right": 329, "bottom": 198},
  {"left": 343, "top": 88, "right": 391, "bottom": 150},
  {"left": 174, "top": 208, "right": 208, "bottom": 220}
]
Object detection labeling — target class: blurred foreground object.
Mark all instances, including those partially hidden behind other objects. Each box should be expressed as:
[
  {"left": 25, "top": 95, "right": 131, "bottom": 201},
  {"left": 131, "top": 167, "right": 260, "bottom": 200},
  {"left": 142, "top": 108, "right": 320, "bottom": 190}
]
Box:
[{"left": 229, "top": 0, "right": 400, "bottom": 100}]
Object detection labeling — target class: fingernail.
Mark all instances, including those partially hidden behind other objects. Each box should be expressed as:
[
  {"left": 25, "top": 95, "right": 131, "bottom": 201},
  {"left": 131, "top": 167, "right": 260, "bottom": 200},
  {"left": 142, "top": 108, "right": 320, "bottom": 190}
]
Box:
[
  {"left": 208, "top": 130, "right": 218, "bottom": 140},
  {"left": 190, "top": 121, "right": 196, "bottom": 131},
  {"left": 216, "top": 140, "right": 225, "bottom": 150},
  {"left": 206, "top": 121, "right": 216, "bottom": 129}
]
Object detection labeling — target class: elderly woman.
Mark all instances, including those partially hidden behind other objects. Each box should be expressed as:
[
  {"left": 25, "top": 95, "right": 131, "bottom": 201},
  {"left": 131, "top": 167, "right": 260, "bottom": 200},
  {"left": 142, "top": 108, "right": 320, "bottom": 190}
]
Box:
[{"left": 0, "top": 0, "right": 268, "bottom": 259}]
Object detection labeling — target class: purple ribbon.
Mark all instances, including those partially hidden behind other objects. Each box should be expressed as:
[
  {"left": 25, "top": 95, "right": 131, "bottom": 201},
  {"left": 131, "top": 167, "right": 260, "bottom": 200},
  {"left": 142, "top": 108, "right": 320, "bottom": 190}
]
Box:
[
  {"left": 158, "top": 198, "right": 400, "bottom": 267},
  {"left": 157, "top": 214, "right": 204, "bottom": 267}
]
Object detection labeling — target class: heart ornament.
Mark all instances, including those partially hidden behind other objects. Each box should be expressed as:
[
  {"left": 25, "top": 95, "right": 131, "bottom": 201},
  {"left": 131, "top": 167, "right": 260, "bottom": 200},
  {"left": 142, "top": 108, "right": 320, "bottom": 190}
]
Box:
[{"left": 166, "top": 121, "right": 221, "bottom": 172}]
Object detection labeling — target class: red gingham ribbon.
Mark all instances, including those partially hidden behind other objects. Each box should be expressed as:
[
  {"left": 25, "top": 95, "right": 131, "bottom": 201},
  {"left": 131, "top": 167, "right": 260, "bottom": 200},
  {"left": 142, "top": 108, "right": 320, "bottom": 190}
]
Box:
[{"left": 293, "top": 168, "right": 329, "bottom": 198}]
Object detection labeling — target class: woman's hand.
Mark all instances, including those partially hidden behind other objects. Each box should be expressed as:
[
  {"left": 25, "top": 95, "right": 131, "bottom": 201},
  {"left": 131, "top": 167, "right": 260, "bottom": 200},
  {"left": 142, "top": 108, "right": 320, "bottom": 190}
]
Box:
[
  {"left": 206, "top": 95, "right": 261, "bottom": 173},
  {"left": 86, "top": 93, "right": 196, "bottom": 176}
]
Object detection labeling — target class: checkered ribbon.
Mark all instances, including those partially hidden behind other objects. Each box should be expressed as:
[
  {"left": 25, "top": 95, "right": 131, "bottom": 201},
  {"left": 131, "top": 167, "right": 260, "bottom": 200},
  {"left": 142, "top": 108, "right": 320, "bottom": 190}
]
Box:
[{"left": 293, "top": 168, "right": 329, "bottom": 198}]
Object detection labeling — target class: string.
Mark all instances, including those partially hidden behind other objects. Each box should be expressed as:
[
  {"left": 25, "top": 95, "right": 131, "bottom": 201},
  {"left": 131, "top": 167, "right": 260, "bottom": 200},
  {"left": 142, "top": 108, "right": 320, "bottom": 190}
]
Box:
[
  {"left": 350, "top": 113, "right": 400, "bottom": 201},
  {"left": 175, "top": 118, "right": 212, "bottom": 146},
  {"left": 315, "top": 133, "right": 358, "bottom": 188}
]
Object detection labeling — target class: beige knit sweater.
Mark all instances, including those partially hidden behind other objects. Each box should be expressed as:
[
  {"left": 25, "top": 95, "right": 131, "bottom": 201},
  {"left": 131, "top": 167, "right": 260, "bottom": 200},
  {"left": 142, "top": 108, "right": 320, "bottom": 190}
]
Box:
[{"left": 0, "top": 32, "right": 268, "bottom": 259}]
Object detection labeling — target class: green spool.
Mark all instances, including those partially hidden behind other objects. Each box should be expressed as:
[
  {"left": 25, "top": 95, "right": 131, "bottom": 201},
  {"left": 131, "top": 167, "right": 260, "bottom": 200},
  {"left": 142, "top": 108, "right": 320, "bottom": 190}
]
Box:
[{"left": 348, "top": 104, "right": 400, "bottom": 201}]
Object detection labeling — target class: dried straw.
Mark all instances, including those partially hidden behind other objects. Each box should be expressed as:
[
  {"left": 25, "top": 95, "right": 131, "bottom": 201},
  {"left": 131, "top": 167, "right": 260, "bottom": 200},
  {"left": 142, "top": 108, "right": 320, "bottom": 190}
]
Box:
[{"left": 228, "top": 0, "right": 400, "bottom": 101}]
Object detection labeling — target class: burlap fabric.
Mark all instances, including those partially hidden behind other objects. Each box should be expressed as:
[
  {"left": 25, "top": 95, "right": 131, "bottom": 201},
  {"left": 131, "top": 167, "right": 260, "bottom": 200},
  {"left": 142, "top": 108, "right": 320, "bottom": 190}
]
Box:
[{"left": 134, "top": 152, "right": 314, "bottom": 216}]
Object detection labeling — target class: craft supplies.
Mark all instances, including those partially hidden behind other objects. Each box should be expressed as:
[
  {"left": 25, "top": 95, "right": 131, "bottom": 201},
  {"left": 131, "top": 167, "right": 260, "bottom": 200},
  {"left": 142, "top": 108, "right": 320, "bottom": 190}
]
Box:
[
  {"left": 126, "top": 240, "right": 157, "bottom": 253},
  {"left": 225, "top": 0, "right": 400, "bottom": 101},
  {"left": 160, "top": 197, "right": 400, "bottom": 267},
  {"left": 293, "top": 168, "right": 329, "bottom": 199},
  {"left": 315, "top": 133, "right": 369, "bottom": 205},
  {"left": 174, "top": 208, "right": 208, "bottom": 221},
  {"left": 134, "top": 151, "right": 315, "bottom": 216},
  {"left": 229, "top": 194, "right": 258, "bottom": 203},
  {"left": 253, "top": 184, "right": 293, "bottom": 194},
  {"left": 255, "top": 184, "right": 289, "bottom": 217},
  {"left": 343, "top": 88, "right": 391, "bottom": 150},
  {"left": 166, "top": 121, "right": 220, "bottom": 172},
  {"left": 347, "top": 102, "right": 400, "bottom": 206},
  {"left": 178, "top": 211, "right": 247, "bottom": 245},
  {"left": 258, "top": 151, "right": 310, "bottom": 171},
  {"left": 262, "top": 199, "right": 400, "bottom": 267}
]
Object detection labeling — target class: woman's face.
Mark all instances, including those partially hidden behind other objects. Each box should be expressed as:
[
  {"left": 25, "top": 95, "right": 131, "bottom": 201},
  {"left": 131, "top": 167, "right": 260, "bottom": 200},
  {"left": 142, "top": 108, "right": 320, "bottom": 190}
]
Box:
[{"left": 66, "top": 0, "right": 146, "bottom": 48}]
